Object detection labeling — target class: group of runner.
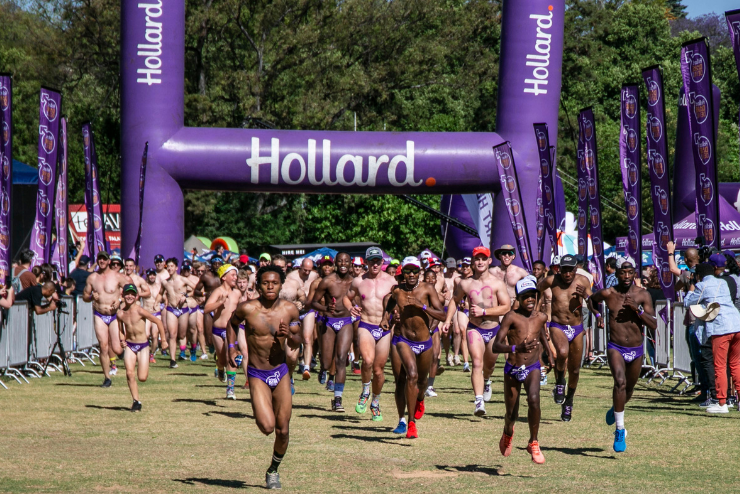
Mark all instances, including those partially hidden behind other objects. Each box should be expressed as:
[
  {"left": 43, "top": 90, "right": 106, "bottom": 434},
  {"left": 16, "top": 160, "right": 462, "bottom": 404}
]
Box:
[{"left": 82, "top": 244, "right": 656, "bottom": 489}]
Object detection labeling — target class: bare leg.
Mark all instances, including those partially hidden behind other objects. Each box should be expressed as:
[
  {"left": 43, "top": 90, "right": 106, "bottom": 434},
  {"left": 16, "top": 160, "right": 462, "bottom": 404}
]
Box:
[
  {"left": 358, "top": 328, "right": 376, "bottom": 387},
  {"left": 320, "top": 326, "right": 336, "bottom": 375},
  {"left": 391, "top": 344, "right": 406, "bottom": 420},
  {"left": 196, "top": 310, "right": 207, "bottom": 357},
  {"left": 502, "top": 374, "right": 521, "bottom": 437},
  {"left": 93, "top": 317, "right": 111, "bottom": 379},
  {"left": 301, "top": 313, "right": 316, "bottom": 374},
  {"left": 468, "top": 330, "right": 486, "bottom": 396},
  {"left": 524, "top": 370, "right": 541, "bottom": 442},
  {"left": 334, "top": 324, "right": 354, "bottom": 387},
  {"left": 566, "top": 332, "right": 585, "bottom": 400},
  {"left": 166, "top": 311, "right": 179, "bottom": 364},
  {"left": 124, "top": 347, "right": 139, "bottom": 401},
  {"left": 373, "top": 334, "right": 391, "bottom": 396}
]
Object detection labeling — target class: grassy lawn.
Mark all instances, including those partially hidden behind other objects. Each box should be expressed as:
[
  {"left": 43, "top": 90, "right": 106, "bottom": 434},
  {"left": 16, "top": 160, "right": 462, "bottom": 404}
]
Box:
[{"left": 1, "top": 355, "right": 737, "bottom": 493}]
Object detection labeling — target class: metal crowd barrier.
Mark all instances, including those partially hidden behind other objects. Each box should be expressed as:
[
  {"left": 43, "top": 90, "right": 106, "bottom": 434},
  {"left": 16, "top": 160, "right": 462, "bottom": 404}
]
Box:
[
  {"left": 6, "top": 302, "right": 31, "bottom": 383},
  {"left": 0, "top": 309, "right": 8, "bottom": 389},
  {"left": 670, "top": 303, "right": 694, "bottom": 394},
  {"left": 587, "top": 301, "right": 608, "bottom": 368},
  {"left": 29, "top": 311, "right": 57, "bottom": 375},
  {"left": 647, "top": 300, "right": 672, "bottom": 384},
  {"left": 72, "top": 297, "right": 97, "bottom": 364}
]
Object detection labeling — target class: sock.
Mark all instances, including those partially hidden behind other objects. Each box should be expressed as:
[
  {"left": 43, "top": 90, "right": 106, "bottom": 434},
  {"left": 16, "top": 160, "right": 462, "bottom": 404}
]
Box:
[
  {"left": 362, "top": 382, "right": 371, "bottom": 396},
  {"left": 371, "top": 393, "right": 380, "bottom": 408},
  {"left": 475, "top": 394, "right": 483, "bottom": 403},
  {"left": 614, "top": 411, "right": 625, "bottom": 430},
  {"left": 334, "top": 382, "right": 345, "bottom": 397},
  {"left": 180, "top": 345, "right": 187, "bottom": 352},
  {"left": 226, "top": 371, "right": 236, "bottom": 391},
  {"left": 399, "top": 417, "right": 407, "bottom": 424},
  {"left": 110, "top": 357, "right": 117, "bottom": 366},
  {"left": 329, "top": 374, "right": 335, "bottom": 382},
  {"left": 555, "top": 369, "right": 565, "bottom": 386},
  {"left": 485, "top": 379, "right": 492, "bottom": 386},
  {"left": 191, "top": 344, "right": 197, "bottom": 352},
  {"left": 267, "top": 450, "right": 284, "bottom": 474},
  {"left": 565, "top": 386, "right": 576, "bottom": 406},
  {"left": 427, "top": 377, "right": 435, "bottom": 388}
]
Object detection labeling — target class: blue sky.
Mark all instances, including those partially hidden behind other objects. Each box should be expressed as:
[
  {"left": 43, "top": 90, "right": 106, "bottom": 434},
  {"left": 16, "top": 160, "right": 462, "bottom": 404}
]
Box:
[{"left": 684, "top": 0, "right": 738, "bottom": 17}]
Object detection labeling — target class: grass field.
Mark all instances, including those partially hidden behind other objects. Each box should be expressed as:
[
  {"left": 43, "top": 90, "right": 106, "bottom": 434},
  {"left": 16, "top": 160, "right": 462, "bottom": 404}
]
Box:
[{"left": 2, "top": 354, "right": 739, "bottom": 493}]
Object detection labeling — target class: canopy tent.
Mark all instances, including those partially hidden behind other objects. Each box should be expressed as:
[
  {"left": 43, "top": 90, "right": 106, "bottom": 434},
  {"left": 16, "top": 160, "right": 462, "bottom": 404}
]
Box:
[
  {"left": 184, "top": 235, "right": 209, "bottom": 254},
  {"left": 13, "top": 159, "right": 38, "bottom": 185}
]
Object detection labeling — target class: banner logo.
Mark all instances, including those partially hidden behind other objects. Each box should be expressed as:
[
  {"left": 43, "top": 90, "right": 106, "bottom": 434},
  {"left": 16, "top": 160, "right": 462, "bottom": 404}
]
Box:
[
  {"left": 661, "top": 262, "right": 673, "bottom": 286},
  {"left": 577, "top": 237, "right": 586, "bottom": 256},
  {"left": 544, "top": 184, "right": 552, "bottom": 204},
  {"left": 649, "top": 150, "right": 665, "bottom": 178},
  {"left": 695, "top": 134, "right": 711, "bottom": 164},
  {"left": 648, "top": 116, "right": 662, "bottom": 142},
  {"left": 693, "top": 94, "right": 708, "bottom": 124},
  {"left": 536, "top": 220, "right": 545, "bottom": 240},
  {"left": 624, "top": 94, "right": 637, "bottom": 119},
  {"left": 2, "top": 155, "right": 9, "bottom": 181},
  {"left": 699, "top": 173, "right": 713, "bottom": 205},
  {"left": 38, "top": 158, "right": 53, "bottom": 185},
  {"left": 514, "top": 222, "right": 525, "bottom": 241},
  {"left": 592, "top": 236, "right": 602, "bottom": 256},
  {"left": 584, "top": 148, "right": 594, "bottom": 170},
  {"left": 546, "top": 210, "right": 555, "bottom": 230},
  {"left": 1, "top": 189, "right": 8, "bottom": 215},
  {"left": 521, "top": 247, "right": 530, "bottom": 263},
  {"left": 578, "top": 208, "right": 587, "bottom": 229},
  {"left": 497, "top": 149, "right": 512, "bottom": 169},
  {"left": 540, "top": 158, "right": 549, "bottom": 178},
  {"left": 536, "top": 129, "right": 548, "bottom": 151},
  {"left": 703, "top": 217, "right": 715, "bottom": 244},
  {"left": 39, "top": 126, "right": 55, "bottom": 154},
  {"left": 627, "top": 160, "right": 638, "bottom": 187},
  {"left": 34, "top": 220, "right": 46, "bottom": 249},
  {"left": 627, "top": 128, "right": 638, "bottom": 153},
  {"left": 628, "top": 229, "right": 638, "bottom": 253},
  {"left": 690, "top": 53, "right": 706, "bottom": 83},
  {"left": 500, "top": 175, "right": 516, "bottom": 193},
  {"left": 0, "top": 226, "right": 8, "bottom": 252},
  {"left": 578, "top": 178, "right": 587, "bottom": 201},
  {"left": 646, "top": 77, "right": 660, "bottom": 106},
  {"left": 656, "top": 186, "right": 669, "bottom": 214},
  {"left": 2, "top": 121, "right": 8, "bottom": 145},
  {"left": 505, "top": 198, "right": 521, "bottom": 216},
  {"left": 592, "top": 267, "right": 601, "bottom": 286},
  {"left": 658, "top": 222, "right": 670, "bottom": 251},
  {"left": 584, "top": 119, "right": 594, "bottom": 141},
  {"left": 589, "top": 205, "right": 600, "bottom": 228},
  {"left": 92, "top": 187, "right": 100, "bottom": 207},
  {"left": 524, "top": 9, "right": 554, "bottom": 96},
  {"left": 83, "top": 127, "right": 90, "bottom": 148},
  {"left": 0, "top": 85, "right": 8, "bottom": 111},
  {"left": 588, "top": 177, "right": 597, "bottom": 199},
  {"left": 41, "top": 94, "right": 58, "bottom": 122},
  {"left": 38, "top": 189, "right": 51, "bottom": 217},
  {"left": 627, "top": 194, "right": 639, "bottom": 220}
]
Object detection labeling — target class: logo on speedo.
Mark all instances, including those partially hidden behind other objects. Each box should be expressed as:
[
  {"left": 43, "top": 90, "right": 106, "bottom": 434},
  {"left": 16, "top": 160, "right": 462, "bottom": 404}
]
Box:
[
  {"left": 137, "top": 1, "right": 163, "bottom": 85},
  {"left": 524, "top": 6, "right": 554, "bottom": 96}
]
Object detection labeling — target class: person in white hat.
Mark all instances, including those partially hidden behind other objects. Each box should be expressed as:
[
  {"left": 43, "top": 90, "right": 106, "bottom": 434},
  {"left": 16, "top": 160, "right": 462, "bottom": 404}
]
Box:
[{"left": 490, "top": 244, "right": 530, "bottom": 303}]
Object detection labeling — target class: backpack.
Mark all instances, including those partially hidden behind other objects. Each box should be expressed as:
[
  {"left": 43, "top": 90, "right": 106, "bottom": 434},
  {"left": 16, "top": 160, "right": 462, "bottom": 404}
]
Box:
[{"left": 11, "top": 268, "right": 27, "bottom": 294}]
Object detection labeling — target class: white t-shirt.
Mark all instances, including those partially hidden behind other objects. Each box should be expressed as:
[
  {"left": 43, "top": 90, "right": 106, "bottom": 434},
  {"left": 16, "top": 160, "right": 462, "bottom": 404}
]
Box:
[{"left": 577, "top": 268, "right": 593, "bottom": 287}]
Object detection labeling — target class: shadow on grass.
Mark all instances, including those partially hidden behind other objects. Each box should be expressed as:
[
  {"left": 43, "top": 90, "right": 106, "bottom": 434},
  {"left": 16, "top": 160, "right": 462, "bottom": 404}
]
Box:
[
  {"left": 332, "top": 424, "right": 393, "bottom": 433},
  {"left": 425, "top": 411, "right": 481, "bottom": 422},
  {"left": 172, "top": 398, "right": 223, "bottom": 407},
  {"left": 173, "top": 477, "right": 263, "bottom": 489},
  {"left": 435, "top": 464, "right": 522, "bottom": 477},
  {"left": 300, "top": 413, "right": 361, "bottom": 423},
  {"left": 56, "top": 383, "right": 106, "bottom": 387},
  {"left": 536, "top": 445, "right": 616, "bottom": 459},
  {"left": 331, "top": 433, "right": 410, "bottom": 446},
  {"left": 204, "top": 410, "right": 254, "bottom": 419},
  {"left": 168, "top": 372, "right": 209, "bottom": 377},
  {"left": 293, "top": 404, "right": 332, "bottom": 412},
  {"left": 85, "top": 404, "right": 130, "bottom": 412}
]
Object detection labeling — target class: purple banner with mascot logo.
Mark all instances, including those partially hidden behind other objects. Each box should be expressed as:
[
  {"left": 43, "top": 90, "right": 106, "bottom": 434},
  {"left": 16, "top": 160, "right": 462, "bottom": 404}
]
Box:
[
  {"left": 726, "top": 10, "right": 740, "bottom": 168},
  {"left": 576, "top": 117, "right": 589, "bottom": 259},
  {"left": 133, "top": 142, "right": 148, "bottom": 265},
  {"left": 619, "top": 85, "right": 642, "bottom": 269},
  {"left": 30, "top": 88, "right": 61, "bottom": 266},
  {"left": 52, "top": 118, "right": 68, "bottom": 277},
  {"left": 681, "top": 38, "right": 720, "bottom": 248},
  {"left": 493, "top": 141, "right": 533, "bottom": 271},
  {"left": 642, "top": 66, "right": 675, "bottom": 300},
  {"left": 534, "top": 123, "right": 557, "bottom": 262},
  {"left": 82, "top": 123, "right": 107, "bottom": 259},
  {"left": 0, "top": 74, "right": 11, "bottom": 283},
  {"left": 579, "top": 108, "right": 604, "bottom": 289}
]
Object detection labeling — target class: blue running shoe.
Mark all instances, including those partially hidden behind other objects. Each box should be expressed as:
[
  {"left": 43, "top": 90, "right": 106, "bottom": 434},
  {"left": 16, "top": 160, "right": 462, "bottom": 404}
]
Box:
[
  {"left": 318, "top": 370, "right": 327, "bottom": 385},
  {"left": 613, "top": 428, "right": 626, "bottom": 452},
  {"left": 392, "top": 420, "right": 407, "bottom": 434},
  {"left": 291, "top": 378, "right": 295, "bottom": 396},
  {"left": 190, "top": 352, "right": 197, "bottom": 362},
  {"left": 606, "top": 407, "right": 615, "bottom": 426},
  {"left": 326, "top": 379, "right": 334, "bottom": 392},
  {"left": 179, "top": 350, "right": 187, "bottom": 360}
]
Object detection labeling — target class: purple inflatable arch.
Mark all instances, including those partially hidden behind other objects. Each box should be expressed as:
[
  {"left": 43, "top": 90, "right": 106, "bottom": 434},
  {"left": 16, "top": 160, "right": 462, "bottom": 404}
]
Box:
[{"left": 121, "top": 1, "right": 564, "bottom": 265}]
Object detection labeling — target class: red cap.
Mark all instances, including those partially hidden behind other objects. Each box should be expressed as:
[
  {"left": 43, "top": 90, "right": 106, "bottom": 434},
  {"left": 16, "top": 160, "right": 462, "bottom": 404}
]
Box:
[
  {"left": 472, "top": 246, "right": 491, "bottom": 258},
  {"left": 239, "top": 254, "right": 249, "bottom": 264},
  {"left": 395, "top": 265, "right": 403, "bottom": 276}
]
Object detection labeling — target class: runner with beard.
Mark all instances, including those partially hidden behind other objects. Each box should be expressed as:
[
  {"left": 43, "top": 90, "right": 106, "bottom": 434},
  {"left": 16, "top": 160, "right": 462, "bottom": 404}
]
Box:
[{"left": 310, "top": 256, "right": 335, "bottom": 386}]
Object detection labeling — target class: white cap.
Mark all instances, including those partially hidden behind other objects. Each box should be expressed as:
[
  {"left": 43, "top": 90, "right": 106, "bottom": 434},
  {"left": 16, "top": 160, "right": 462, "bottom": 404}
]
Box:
[
  {"left": 616, "top": 256, "right": 636, "bottom": 269},
  {"left": 402, "top": 256, "right": 421, "bottom": 268},
  {"left": 516, "top": 277, "right": 537, "bottom": 296}
]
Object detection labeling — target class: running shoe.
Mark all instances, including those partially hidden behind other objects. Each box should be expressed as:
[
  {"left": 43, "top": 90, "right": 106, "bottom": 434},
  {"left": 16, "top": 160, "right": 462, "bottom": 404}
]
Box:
[
  {"left": 527, "top": 440, "right": 545, "bottom": 464},
  {"left": 370, "top": 403, "right": 383, "bottom": 421},
  {"left": 149, "top": 355, "right": 156, "bottom": 364},
  {"left": 447, "top": 354, "right": 454, "bottom": 366},
  {"left": 483, "top": 382, "right": 492, "bottom": 402},
  {"left": 265, "top": 471, "right": 281, "bottom": 490},
  {"left": 726, "top": 396, "right": 737, "bottom": 408},
  {"left": 706, "top": 403, "right": 729, "bottom": 413},
  {"left": 406, "top": 421, "right": 418, "bottom": 439},
  {"left": 392, "top": 420, "right": 407, "bottom": 434},
  {"left": 162, "top": 349, "right": 170, "bottom": 357},
  {"left": 463, "top": 362, "right": 470, "bottom": 373},
  {"left": 190, "top": 352, "right": 197, "bottom": 362},
  {"left": 101, "top": 378, "right": 112, "bottom": 388},
  {"left": 352, "top": 361, "right": 361, "bottom": 375},
  {"left": 131, "top": 400, "right": 142, "bottom": 412},
  {"left": 318, "top": 370, "right": 327, "bottom": 385},
  {"left": 226, "top": 389, "right": 236, "bottom": 400},
  {"left": 302, "top": 368, "right": 311, "bottom": 381},
  {"left": 499, "top": 430, "right": 513, "bottom": 456},
  {"left": 436, "top": 366, "right": 445, "bottom": 375},
  {"left": 178, "top": 350, "right": 187, "bottom": 360},
  {"left": 613, "top": 428, "right": 627, "bottom": 452},
  {"left": 561, "top": 404, "right": 572, "bottom": 422},
  {"left": 109, "top": 364, "right": 118, "bottom": 376},
  {"left": 605, "top": 406, "right": 615, "bottom": 426},
  {"left": 454, "top": 355, "right": 461, "bottom": 366},
  {"left": 200, "top": 353, "right": 208, "bottom": 360},
  {"left": 290, "top": 378, "right": 295, "bottom": 396},
  {"left": 474, "top": 400, "right": 486, "bottom": 417},
  {"left": 553, "top": 384, "right": 566, "bottom": 404},
  {"left": 326, "top": 379, "right": 334, "bottom": 392},
  {"left": 425, "top": 386, "right": 438, "bottom": 398},
  {"left": 356, "top": 393, "right": 369, "bottom": 414},
  {"left": 699, "top": 397, "right": 718, "bottom": 408},
  {"left": 208, "top": 345, "right": 215, "bottom": 354},
  {"left": 332, "top": 396, "right": 344, "bottom": 412},
  {"left": 540, "top": 373, "right": 547, "bottom": 386},
  {"left": 169, "top": 360, "right": 178, "bottom": 369},
  {"left": 414, "top": 399, "right": 425, "bottom": 420}
]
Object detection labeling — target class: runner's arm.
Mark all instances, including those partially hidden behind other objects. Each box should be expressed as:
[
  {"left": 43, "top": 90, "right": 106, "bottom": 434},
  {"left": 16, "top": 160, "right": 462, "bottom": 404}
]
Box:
[
  {"left": 82, "top": 274, "right": 95, "bottom": 303},
  {"left": 634, "top": 289, "right": 657, "bottom": 331},
  {"left": 490, "top": 313, "right": 513, "bottom": 354},
  {"left": 309, "top": 279, "right": 330, "bottom": 312},
  {"left": 227, "top": 302, "right": 248, "bottom": 367},
  {"left": 284, "top": 305, "right": 302, "bottom": 349},
  {"left": 539, "top": 315, "right": 555, "bottom": 368},
  {"left": 418, "top": 284, "right": 446, "bottom": 321},
  {"left": 380, "top": 290, "right": 396, "bottom": 331},
  {"left": 139, "top": 305, "right": 165, "bottom": 337},
  {"left": 442, "top": 282, "right": 464, "bottom": 327},
  {"left": 204, "top": 289, "right": 226, "bottom": 313},
  {"left": 137, "top": 278, "right": 151, "bottom": 298}
]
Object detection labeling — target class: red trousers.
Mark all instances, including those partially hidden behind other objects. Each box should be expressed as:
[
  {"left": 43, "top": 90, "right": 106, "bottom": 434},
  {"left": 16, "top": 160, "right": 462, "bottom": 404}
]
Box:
[{"left": 711, "top": 332, "right": 740, "bottom": 404}]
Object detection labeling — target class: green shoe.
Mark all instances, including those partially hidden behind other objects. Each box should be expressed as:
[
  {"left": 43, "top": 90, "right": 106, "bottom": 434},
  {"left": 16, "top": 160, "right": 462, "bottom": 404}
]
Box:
[
  {"left": 370, "top": 403, "right": 383, "bottom": 422},
  {"left": 356, "top": 393, "right": 369, "bottom": 414}
]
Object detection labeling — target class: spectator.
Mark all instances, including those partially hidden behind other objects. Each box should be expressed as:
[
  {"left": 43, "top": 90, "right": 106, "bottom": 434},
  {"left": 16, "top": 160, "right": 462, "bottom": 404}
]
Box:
[
  {"left": 13, "top": 248, "right": 36, "bottom": 291},
  {"left": 69, "top": 255, "right": 92, "bottom": 297},
  {"left": 684, "top": 262, "right": 740, "bottom": 414},
  {"left": 645, "top": 266, "right": 665, "bottom": 307},
  {"left": 604, "top": 257, "right": 617, "bottom": 288},
  {"left": 64, "top": 277, "right": 76, "bottom": 295},
  {"left": 16, "top": 281, "right": 58, "bottom": 315},
  {"left": 710, "top": 253, "right": 738, "bottom": 302}
]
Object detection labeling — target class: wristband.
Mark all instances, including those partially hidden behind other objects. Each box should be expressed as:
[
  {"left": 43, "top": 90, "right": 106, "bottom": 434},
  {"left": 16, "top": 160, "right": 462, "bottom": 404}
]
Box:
[
  {"left": 637, "top": 308, "right": 644, "bottom": 316},
  {"left": 511, "top": 345, "right": 516, "bottom": 354},
  {"left": 422, "top": 304, "right": 427, "bottom": 310},
  {"left": 668, "top": 252, "right": 675, "bottom": 256},
  {"left": 483, "top": 308, "right": 486, "bottom": 316},
  {"left": 594, "top": 312, "right": 602, "bottom": 319},
  {"left": 228, "top": 343, "right": 235, "bottom": 349}
]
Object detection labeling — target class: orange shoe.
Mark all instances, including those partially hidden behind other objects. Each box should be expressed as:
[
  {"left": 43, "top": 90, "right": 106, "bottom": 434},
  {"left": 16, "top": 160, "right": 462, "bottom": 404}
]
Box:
[
  {"left": 499, "top": 429, "right": 514, "bottom": 457},
  {"left": 414, "top": 399, "right": 425, "bottom": 420},
  {"left": 527, "top": 440, "right": 545, "bottom": 464},
  {"left": 406, "top": 421, "right": 418, "bottom": 439}
]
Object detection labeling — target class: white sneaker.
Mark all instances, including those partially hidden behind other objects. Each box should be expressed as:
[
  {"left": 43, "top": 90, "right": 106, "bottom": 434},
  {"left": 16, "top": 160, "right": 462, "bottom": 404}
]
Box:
[
  {"left": 447, "top": 354, "right": 454, "bottom": 367},
  {"left": 454, "top": 355, "right": 461, "bottom": 366},
  {"left": 226, "top": 389, "right": 236, "bottom": 400},
  {"left": 706, "top": 403, "right": 729, "bottom": 414},
  {"left": 200, "top": 353, "right": 208, "bottom": 360},
  {"left": 109, "top": 367, "right": 117, "bottom": 376},
  {"left": 482, "top": 382, "right": 492, "bottom": 402},
  {"left": 474, "top": 400, "right": 486, "bottom": 417},
  {"left": 425, "top": 386, "right": 438, "bottom": 398},
  {"left": 540, "top": 373, "right": 548, "bottom": 386},
  {"left": 463, "top": 362, "right": 471, "bottom": 373}
]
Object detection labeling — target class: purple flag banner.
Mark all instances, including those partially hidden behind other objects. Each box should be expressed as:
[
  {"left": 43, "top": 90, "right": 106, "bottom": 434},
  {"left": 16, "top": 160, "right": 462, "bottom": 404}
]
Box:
[
  {"left": 133, "top": 142, "right": 148, "bottom": 265},
  {"left": 619, "top": 85, "right": 642, "bottom": 268},
  {"left": 492, "top": 141, "right": 533, "bottom": 271},
  {"left": 29, "top": 88, "right": 61, "bottom": 267},
  {"left": 576, "top": 117, "right": 590, "bottom": 258},
  {"left": 535, "top": 173, "right": 546, "bottom": 262},
  {"left": 533, "top": 123, "right": 556, "bottom": 262},
  {"left": 52, "top": 118, "right": 69, "bottom": 278},
  {"left": 82, "top": 123, "right": 107, "bottom": 258},
  {"left": 727, "top": 10, "right": 740, "bottom": 82},
  {"left": 642, "top": 66, "right": 676, "bottom": 300},
  {"left": 580, "top": 108, "right": 605, "bottom": 289},
  {"left": 681, "top": 39, "right": 720, "bottom": 248},
  {"left": 0, "top": 74, "right": 11, "bottom": 284}
]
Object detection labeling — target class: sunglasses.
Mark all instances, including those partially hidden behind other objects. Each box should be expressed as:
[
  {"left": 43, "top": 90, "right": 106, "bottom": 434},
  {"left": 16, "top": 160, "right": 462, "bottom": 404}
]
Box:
[
  {"left": 500, "top": 251, "right": 515, "bottom": 257},
  {"left": 403, "top": 267, "right": 420, "bottom": 274}
]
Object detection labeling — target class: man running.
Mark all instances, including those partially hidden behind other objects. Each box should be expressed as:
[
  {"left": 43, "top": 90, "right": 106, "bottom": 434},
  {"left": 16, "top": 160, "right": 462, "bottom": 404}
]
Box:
[
  {"left": 117, "top": 283, "right": 165, "bottom": 412},
  {"left": 188, "top": 261, "right": 209, "bottom": 361},
  {"left": 162, "top": 258, "right": 197, "bottom": 369},
  {"left": 442, "top": 247, "right": 510, "bottom": 416},
  {"left": 589, "top": 257, "right": 656, "bottom": 452},
  {"left": 204, "top": 264, "right": 241, "bottom": 398},
  {"left": 490, "top": 244, "right": 530, "bottom": 303},
  {"left": 310, "top": 256, "right": 335, "bottom": 385},
  {"left": 83, "top": 251, "right": 133, "bottom": 387},
  {"left": 141, "top": 268, "right": 164, "bottom": 363},
  {"left": 195, "top": 256, "right": 223, "bottom": 353},
  {"left": 286, "top": 259, "right": 318, "bottom": 379},
  {"left": 310, "top": 252, "right": 356, "bottom": 411},
  {"left": 276, "top": 255, "right": 306, "bottom": 389},
  {"left": 346, "top": 246, "right": 397, "bottom": 421},
  {"left": 124, "top": 258, "right": 151, "bottom": 298},
  {"left": 422, "top": 268, "right": 446, "bottom": 398},
  {"left": 381, "top": 257, "right": 446, "bottom": 438},
  {"left": 493, "top": 277, "right": 554, "bottom": 464},
  {"left": 536, "top": 254, "right": 594, "bottom": 421},
  {"left": 226, "top": 265, "right": 301, "bottom": 490}
]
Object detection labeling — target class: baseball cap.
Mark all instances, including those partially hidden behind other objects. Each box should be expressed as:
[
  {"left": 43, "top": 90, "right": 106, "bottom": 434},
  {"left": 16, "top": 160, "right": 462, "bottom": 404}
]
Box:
[
  {"left": 560, "top": 254, "right": 577, "bottom": 267},
  {"left": 420, "top": 251, "right": 433, "bottom": 259},
  {"left": 428, "top": 257, "right": 442, "bottom": 267},
  {"left": 616, "top": 256, "right": 636, "bottom": 269},
  {"left": 574, "top": 254, "right": 585, "bottom": 264},
  {"left": 259, "top": 253, "right": 272, "bottom": 262},
  {"left": 110, "top": 254, "right": 122, "bottom": 263},
  {"left": 320, "top": 255, "right": 334, "bottom": 265},
  {"left": 181, "top": 261, "right": 192, "bottom": 270},
  {"left": 211, "top": 256, "right": 224, "bottom": 264},
  {"left": 122, "top": 283, "right": 137, "bottom": 295},
  {"left": 402, "top": 256, "right": 421, "bottom": 268},
  {"left": 217, "top": 264, "right": 237, "bottom": 278},
  {"left": 516, "top": 276, "right": 537, "bottom": 296},
  {"left": 461, "top": 257, "right": 472, "bottom": 265},
  {"left": 366, "top": 246, "right": 383, "bottom": 260},
  {"left": 551, "top": 255, "right": 561, "bottom": 266},
  {"left": 352, "top": 257, "right": 365, "bottom": 266},
  {"left": 472, "top": 246, "right": 491, "bottom": 258},
  {"left": 494, "top": 244, "right": 516, "bottom": 259},
  {"left": 97, "top": 251, "right": 110, "bottom": 260},
  {"left": 709, "top": 253, "right": 726, "bottom": 268},
  {"left": 145, "top": 268, "right": 156, "bottom": 276},
  {"left": 79, "top": 255, "right": 90, "bottom": 265},
  {"left": 445, "top": 257, "right": 456, "bottom": 268},
  {"left": 395, "top": 265, "right": 403, "bottom": 276},
  {"left": 239, "top": 254, "right": 249, "bottom": 264},
  {"left": 389, "top": 259, "right": 400, "bottom": 266},
  {"left": 154, "top": 254, "right": 165, "bottom": 263}
]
